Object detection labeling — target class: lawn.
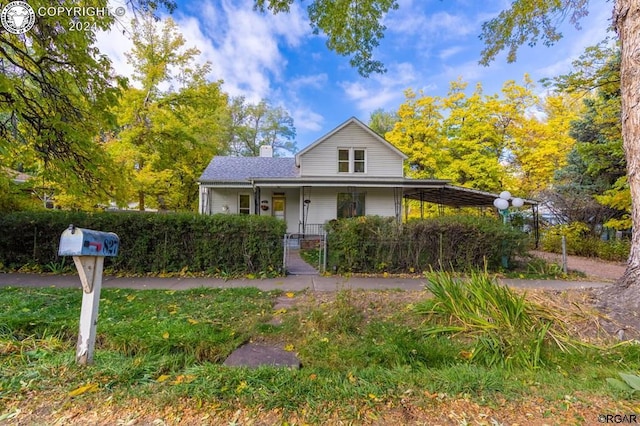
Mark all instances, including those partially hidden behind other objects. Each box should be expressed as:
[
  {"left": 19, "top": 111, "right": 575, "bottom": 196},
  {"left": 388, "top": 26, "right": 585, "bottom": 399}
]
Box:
[{"left": 1, "top": 277, "right": 639, "bottom": 425}]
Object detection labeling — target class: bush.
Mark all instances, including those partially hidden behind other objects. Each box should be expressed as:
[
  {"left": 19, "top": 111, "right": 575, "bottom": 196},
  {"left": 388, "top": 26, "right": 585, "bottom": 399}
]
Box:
[
  {"left": 0, "top": 211, "right": 285, "bottom": 275},
  {"left": 541, "top": 222, "right": 630, "bottom": 262},
  {"left": 325, "top": 215, "right": 527, "bottom": 273}
]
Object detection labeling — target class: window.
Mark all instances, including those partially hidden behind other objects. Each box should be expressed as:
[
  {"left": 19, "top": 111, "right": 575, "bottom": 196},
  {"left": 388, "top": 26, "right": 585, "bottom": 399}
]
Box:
[
  {"left": 338, "top": 149, "right": 350, "bottom": 173},
  {"left": 353, "top": 149, "right": 365, "bottom": 173},
  {"left": 337, "top": 192, "right": 365, "bottom": 218},
  {"left": 337, "top": 148, "right": 366, "bottom": 173},
  {"left": 238, "top": 194, "right": 251, "bottom": 214}
]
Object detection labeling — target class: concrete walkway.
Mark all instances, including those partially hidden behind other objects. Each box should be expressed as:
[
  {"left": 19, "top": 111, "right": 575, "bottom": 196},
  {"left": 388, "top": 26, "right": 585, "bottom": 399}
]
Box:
[
  {"left": 285, "top": 249, "right": 319, "bottom": 275},
  {"left": 0, "top": 272, "right": 610, "bottom": 292}
]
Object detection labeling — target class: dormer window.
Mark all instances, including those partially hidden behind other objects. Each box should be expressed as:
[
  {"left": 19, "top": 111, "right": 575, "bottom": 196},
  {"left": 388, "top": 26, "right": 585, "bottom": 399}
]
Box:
[{"left": 337, "top": 148, "right": 366, "bottom": 173}]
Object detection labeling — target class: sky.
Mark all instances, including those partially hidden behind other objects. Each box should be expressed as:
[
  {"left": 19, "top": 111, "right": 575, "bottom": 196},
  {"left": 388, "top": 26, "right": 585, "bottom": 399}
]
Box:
[{"left": 97, "top": 0, "right": 614, "bottom": 151}]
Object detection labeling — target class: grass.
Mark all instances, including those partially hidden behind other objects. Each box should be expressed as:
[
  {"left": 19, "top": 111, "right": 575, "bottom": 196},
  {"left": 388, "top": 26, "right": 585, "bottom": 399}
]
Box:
[{"left": 1, "top": 282, "right": 640, "bottom": 424}]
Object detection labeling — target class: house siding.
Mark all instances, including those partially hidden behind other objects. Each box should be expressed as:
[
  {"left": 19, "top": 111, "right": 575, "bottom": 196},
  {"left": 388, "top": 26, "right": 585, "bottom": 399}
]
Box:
[
  {"left": 299, "top": 122, "right": 403, "bottom": 177},
  {"left": 258, "top": 187, "right": 300, "bottom": 233},
  {"left": 207, "top": 188, "right": 253, "bottom": 215},
  {"left": 305, "top": 187, "right": 397, "bottom": 225}
]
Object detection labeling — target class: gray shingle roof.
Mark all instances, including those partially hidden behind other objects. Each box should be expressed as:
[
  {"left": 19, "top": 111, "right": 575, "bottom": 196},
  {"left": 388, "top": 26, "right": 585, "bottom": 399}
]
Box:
[{"left": 199, "top": 156, "right": 299, "bottom": 182}]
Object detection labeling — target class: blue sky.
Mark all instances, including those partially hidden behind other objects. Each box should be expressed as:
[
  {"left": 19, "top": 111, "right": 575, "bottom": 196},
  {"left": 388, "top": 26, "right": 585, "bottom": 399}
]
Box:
[{"left": 98, "top": 0, "right": 613, "bottom": 151}]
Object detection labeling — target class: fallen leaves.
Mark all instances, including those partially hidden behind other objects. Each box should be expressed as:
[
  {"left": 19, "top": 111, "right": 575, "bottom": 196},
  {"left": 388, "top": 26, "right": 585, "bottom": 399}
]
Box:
[{"left": 69, "top": 383, "right": 98, "bottom": 397}]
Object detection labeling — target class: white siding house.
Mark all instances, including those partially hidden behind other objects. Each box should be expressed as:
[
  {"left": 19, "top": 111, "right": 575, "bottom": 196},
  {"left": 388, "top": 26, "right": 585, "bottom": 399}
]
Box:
[{"left": 198, "top": 117, "right": 534, "bottom": 233}]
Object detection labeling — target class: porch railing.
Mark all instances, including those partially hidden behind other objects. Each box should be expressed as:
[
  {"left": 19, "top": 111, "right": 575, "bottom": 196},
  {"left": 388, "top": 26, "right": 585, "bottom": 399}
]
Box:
[{"left": 298, "top": 222, "right": 326, "bottom": 236}]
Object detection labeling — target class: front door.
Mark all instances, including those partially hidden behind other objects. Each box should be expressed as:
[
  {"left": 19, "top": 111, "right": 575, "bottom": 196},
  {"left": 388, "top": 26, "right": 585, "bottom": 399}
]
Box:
[{"left": 272, "top": 196, "right": 286, "bottom": 221}]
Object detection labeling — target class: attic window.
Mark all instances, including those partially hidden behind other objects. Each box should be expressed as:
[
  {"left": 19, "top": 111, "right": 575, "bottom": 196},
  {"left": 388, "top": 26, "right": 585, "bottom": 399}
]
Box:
[
  {"left": 337, "top": 148, "right": 366, "bottom": 173},
  {"left": 338, "top": 149, "right": 350, "bottom": 172},
  {"left": 354, "top": 149, "right": 365, "bottom": 173}
]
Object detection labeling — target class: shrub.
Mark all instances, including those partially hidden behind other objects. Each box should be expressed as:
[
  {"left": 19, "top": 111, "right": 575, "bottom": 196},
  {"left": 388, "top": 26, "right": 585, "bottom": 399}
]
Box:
[
  {"left": 325, "top": 215, "right": 527, "bottom": 273},
  {"left": 541, "top": 222, "right": 630, "bottom": 262},
  {"left": 0, "top": 211, "right": 285, "bottom": 275}
]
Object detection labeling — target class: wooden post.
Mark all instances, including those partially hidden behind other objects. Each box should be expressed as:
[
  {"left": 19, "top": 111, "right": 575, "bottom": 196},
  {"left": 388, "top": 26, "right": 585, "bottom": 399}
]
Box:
[{"left": 73, "top": 256, "right": 104, "bottom": 365}]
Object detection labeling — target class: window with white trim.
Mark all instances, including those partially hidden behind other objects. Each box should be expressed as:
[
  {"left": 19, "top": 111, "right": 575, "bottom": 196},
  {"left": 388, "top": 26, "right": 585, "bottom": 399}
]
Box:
[
  {"left": 337, "top": 148, "right": 366, "bottom": 173},
  {"left": 338, "top": 149, "right": 350, "bottom": 173},
  {"left": 353, "top": 149, "right": 365, "bottom": 173},
  {"left": 238, "top": 194, "right": 251, "bottom": 214}
]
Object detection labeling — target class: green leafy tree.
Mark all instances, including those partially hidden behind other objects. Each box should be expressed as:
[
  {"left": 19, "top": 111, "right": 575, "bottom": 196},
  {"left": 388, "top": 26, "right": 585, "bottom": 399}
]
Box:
[
  {"left": 0, "top": 0, "right": 126, "bottom": 208},
  {"left": 544, "top": 42, "right": 627, "bottom": 230},
  {"left": 224, "top": 97, "right": 297, "bottom": 157},
  {"left": 254, "top": 0, "right": 399, "bottom": 76},
  {"left": 367, "top": 108, "right": 397, "bottom": 137},
  {"left": 108, "top": 14, "right": 228, "bottom": 211},
  {"left": 478, "top": 0, "right": 640, "bottom": 295}
]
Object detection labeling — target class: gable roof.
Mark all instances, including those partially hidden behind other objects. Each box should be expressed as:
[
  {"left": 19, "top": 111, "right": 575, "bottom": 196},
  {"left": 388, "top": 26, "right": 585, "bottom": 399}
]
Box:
[
  {"left": 199, "top": 156, "right": 298, "bottom": 183},
  {"left": 295, "top": 117, "right": 408, "bottom": 166}
]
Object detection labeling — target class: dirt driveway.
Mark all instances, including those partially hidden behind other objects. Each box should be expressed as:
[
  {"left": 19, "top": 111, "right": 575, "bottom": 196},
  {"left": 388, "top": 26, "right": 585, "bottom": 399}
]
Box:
[{"left": 530, "top": 250, "right": 626, "bottom": 282}]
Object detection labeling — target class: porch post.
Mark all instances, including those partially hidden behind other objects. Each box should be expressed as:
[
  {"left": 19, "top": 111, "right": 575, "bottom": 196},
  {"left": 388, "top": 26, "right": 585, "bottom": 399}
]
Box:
[{"left": 254, "top": 186, "right": 261, "bottom": 215}]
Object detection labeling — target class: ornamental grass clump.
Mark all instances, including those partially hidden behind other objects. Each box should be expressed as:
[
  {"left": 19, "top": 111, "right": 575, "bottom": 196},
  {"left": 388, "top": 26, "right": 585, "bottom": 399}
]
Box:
[{"left": 416, "top": 272, "right": 576, "bottom": 369}]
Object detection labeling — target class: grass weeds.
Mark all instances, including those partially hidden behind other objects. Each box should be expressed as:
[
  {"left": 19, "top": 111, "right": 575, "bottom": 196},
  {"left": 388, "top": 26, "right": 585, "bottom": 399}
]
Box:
[
  {"left": 415, "top": 271, "right": 584, "bottom": 369},
  {"left": 1, "top": 284, "right": 640, "bottom": 423}
]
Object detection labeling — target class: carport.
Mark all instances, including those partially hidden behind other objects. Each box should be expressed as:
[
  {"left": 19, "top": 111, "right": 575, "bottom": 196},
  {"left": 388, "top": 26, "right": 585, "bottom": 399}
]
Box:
[{"left": 401, "top": 181, "right": 539, "bottom": 246}]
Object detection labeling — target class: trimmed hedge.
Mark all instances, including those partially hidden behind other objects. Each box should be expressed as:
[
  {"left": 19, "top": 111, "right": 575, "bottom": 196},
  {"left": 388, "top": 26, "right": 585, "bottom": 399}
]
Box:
[
  {"left": 326, "top": 215, "right": 527, "bottom": 273},
  {"left": 0, "top": 211, "right": 286, "bottom": 275}
]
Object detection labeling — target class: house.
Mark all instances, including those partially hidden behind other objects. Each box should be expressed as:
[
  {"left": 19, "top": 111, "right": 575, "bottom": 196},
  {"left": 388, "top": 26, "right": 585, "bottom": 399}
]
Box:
[{"left": 198, "top": 117, "right": 537, "bottom": 235}]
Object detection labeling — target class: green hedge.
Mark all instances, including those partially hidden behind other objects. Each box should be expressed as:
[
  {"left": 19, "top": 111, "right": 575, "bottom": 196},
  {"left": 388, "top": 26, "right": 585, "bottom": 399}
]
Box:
[
  {"left": 540, "top": 222, "right": 630, "bottom": 262},
  {"left": 326, "top": 216, "right": 527, "bottom": 273},
  {"left": 0, "top": 211, "right": 286, "bottom": 275}
]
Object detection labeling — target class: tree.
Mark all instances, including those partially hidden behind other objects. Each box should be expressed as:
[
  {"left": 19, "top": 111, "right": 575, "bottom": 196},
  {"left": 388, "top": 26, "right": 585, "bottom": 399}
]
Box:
[
  {"left": 386, "top": 77, "right": 570, "bottom": 194},
  {"left": 0, "top": 0, "right": 179, "bottom": 209},
  {"left": 254, "top": 0, "right": 399, "bottom": 76},
  {"left": 108, "top": 14, "right": 228, "bottom": 211},
  {"left": 509, "top": 93, "right": 579, "bottom": 195},
  {"left": 385, "top": 89, "right": 447, "bottom": 179},
  {"left": 224, "top": 97, "right": 297, "bottom": 157},
  {"left": 478, "top": 0, "right": 640, "bottom": 303},
  {"left": 368, "top": 108, "right": 397, "bottom": 136},
  {"left": 0, "top": 0, "right": 124, "bottom": 207}
]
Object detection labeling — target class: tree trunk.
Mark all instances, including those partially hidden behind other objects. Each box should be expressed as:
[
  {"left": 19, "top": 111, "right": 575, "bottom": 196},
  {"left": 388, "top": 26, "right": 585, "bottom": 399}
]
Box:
[{"left": 614, "top": 0, "right": 640, "bottom": 289}]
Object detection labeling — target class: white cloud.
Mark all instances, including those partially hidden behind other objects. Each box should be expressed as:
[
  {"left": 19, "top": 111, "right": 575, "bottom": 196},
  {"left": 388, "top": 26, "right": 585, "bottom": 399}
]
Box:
[
  {"left": 289, "top": 73, "right": 329, "bottom": 91},
  {"left": 438, "top": 45, "right": 465, "bottom": 61},
  {"left": 291, "top": 107, "right": 324, "bottom": 133},
  {"left": 339, "top": 62, "right": 418, "bottom": 113},
  {"left": 98, "top": 0, "right": 310, "bottom": 103},
  {"left": 95, "top": 26, "right": 135, "bottom": 82}
]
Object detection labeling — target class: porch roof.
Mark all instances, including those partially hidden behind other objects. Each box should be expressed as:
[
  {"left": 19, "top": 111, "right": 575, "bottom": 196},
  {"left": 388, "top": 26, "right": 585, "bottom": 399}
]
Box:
[{"left": 250, "top": 177, "right": 537, "bottom": 208}]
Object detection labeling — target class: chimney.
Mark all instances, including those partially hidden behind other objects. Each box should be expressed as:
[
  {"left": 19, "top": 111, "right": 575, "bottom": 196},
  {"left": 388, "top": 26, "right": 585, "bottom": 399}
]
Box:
[{"left": 260, "top": 145, "right": 273, "bottom": 157}]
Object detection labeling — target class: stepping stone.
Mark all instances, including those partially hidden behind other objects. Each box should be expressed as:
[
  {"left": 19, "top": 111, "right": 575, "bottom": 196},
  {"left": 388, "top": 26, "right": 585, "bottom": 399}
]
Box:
[
  {"left": 223, "top": 343, "right": 301, "bottom": 369},
  {"left": 268, "top": 294, "right": 299, "bottom": 325},
  {"left": 273, "top": 295, "right": 298, "bottom": 311}
]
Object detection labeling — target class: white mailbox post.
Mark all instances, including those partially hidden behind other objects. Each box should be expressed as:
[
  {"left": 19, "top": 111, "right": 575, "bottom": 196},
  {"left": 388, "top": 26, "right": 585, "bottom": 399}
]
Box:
[{"left": 58, "top": 224, "right": 119, "bottom": 365}]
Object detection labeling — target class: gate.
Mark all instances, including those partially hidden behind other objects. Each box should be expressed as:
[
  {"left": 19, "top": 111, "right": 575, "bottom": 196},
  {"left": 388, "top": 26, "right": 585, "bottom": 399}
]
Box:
[{"left": 283, "top": 232, "right": 327, "bottom": 275}]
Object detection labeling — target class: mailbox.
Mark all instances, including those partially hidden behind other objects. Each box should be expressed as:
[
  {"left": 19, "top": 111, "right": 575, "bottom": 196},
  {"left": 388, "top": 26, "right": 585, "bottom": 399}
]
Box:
[
  {"left": 58, "top": 225, "right": 119, "bottom": 257},
  {"left": 58, "top": 224, "right": 120, "bottom": 366}
]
